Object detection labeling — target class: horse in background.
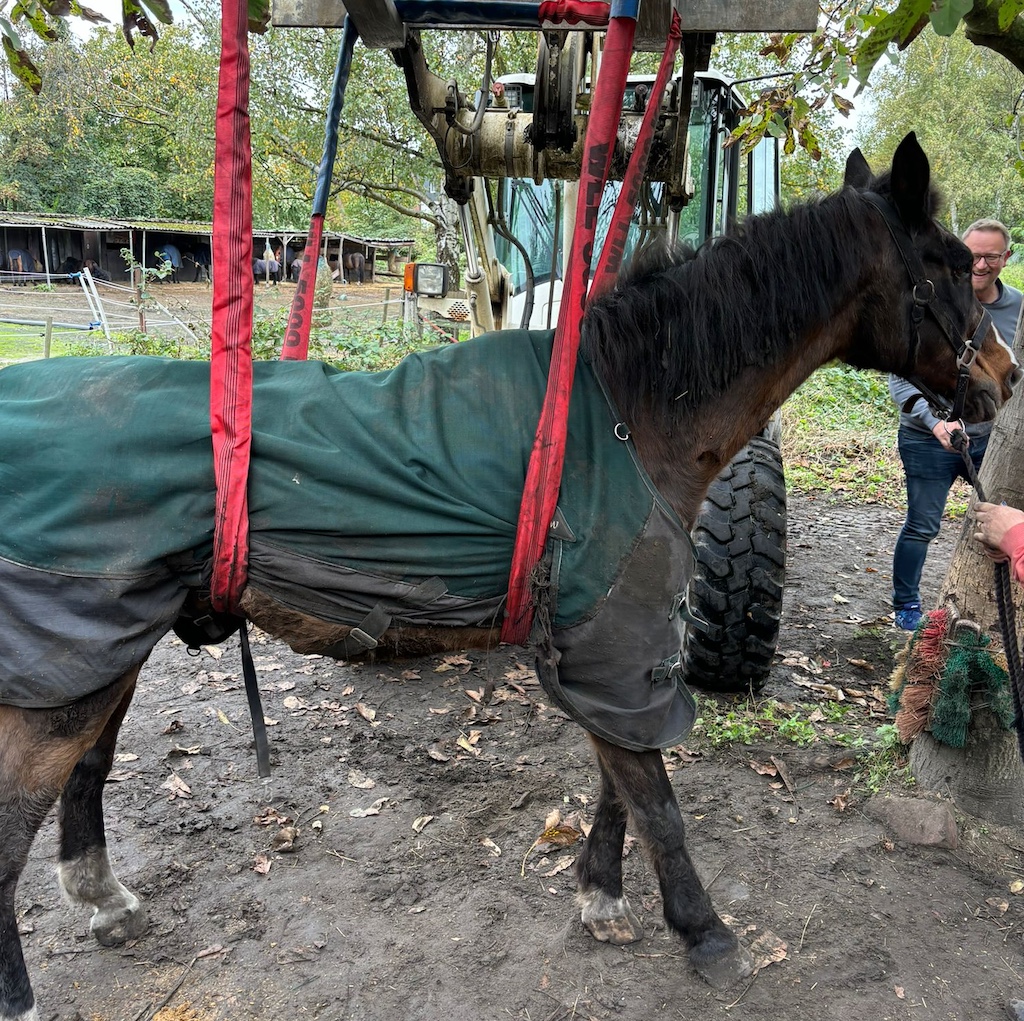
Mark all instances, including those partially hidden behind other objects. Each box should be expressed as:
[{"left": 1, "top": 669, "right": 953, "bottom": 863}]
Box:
[
  {"left": 343, "top": 251, "right": 366, "bottom": 284},
  {"left": 3, "top": 248, "right": 38, "bottom": 285},
  {"left": 83, "top": 259, "right": 111, "bottom": 282}
]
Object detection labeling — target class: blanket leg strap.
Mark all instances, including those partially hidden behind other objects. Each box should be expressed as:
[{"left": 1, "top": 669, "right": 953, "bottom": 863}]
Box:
[{"left": 239, "top": 625, "right": 271, "bottom": 778}]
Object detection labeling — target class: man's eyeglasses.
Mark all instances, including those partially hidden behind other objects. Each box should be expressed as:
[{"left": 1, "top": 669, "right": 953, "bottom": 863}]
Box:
[{"left": 971, "top": 252, "right": 1008, "bottom": 266}]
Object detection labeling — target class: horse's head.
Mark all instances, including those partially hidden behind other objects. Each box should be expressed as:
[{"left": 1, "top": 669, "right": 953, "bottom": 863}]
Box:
[{"left": 844, "top": 132, "right": 1019, "bottom": 423}]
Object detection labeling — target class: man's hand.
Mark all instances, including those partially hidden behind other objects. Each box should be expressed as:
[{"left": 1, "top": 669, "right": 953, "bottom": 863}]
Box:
[{"left": 931, "top": 419, "right": 966, "bottom": 453}]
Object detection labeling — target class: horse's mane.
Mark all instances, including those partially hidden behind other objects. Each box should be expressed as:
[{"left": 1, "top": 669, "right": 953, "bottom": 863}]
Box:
[{"left": 580, "top": 170, "right": 941, "bottom": 423}]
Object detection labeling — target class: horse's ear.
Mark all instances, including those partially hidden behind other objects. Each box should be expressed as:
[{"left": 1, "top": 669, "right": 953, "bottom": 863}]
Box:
[
  {"left": 889, "top": 132, "right": 932, "bottom": 228},
  {"left": 843, "top": 148, "right": 872, "bottom": 190}
]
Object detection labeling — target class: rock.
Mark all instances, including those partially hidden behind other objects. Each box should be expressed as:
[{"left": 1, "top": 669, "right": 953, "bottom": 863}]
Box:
[{"left": 864, "top": 795, "right": 958, "bottom": 849}]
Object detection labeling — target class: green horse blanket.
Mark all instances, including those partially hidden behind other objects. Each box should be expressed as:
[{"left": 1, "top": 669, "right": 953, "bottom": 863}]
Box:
[{"left": 0, "top": 330, "right": 695, "bottom": 750}]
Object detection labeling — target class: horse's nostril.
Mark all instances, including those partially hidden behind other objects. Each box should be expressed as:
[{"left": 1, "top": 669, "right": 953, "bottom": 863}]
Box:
[{"left": 1012, "top": 366, "right": 1023, "bottom": 389}]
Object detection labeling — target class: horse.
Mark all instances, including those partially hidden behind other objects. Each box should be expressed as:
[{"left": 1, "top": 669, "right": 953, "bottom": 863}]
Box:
[
  {"left": 253, "top": 254, "right": 281, "bottom": 284},
  {"left": 344, "top": 250, "right": 366, "bottom": 284},
  {"left": 3, "top": 248, "right": 36, "bottom": 285},
  {"left": 0, "top": 134, "right": 1018, "bottom": 1021}
]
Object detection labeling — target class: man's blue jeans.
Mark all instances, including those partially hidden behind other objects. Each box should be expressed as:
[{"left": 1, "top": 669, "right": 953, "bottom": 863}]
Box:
[{"left": 892, "top": 425, "right": 987, "bottom": 608}]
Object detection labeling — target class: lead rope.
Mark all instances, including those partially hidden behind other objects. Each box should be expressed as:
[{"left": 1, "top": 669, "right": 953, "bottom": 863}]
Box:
[{"left": 951, "top": 429, "right": 1024, "bottom": 760}]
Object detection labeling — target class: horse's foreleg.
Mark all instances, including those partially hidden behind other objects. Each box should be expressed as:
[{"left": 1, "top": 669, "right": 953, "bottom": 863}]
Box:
[
  {"left": 584, "top": 735, "right": 753, "bottom": 988},
  {"left": 575, "top": 769, "right": 643, "bottom": 944},
  {"left": 57, "top": 671, "right": 146, "bottom": 947},
  {"left": 0, "top": 669, "right": 140, "bottom": 1021}
]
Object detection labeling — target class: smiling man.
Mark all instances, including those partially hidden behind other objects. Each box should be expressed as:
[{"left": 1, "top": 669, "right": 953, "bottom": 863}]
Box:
[{"left": 963, "top": 218, "right": 1023, "bottom": 346}]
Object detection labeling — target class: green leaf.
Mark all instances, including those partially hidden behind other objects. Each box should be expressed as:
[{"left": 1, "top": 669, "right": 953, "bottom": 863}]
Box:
[
  {"left": 854, "top": 0, "right": 931, "bottom": 83},
  {"left": 998, "top": 0, "right": 1024, "bottom": 31},
  {"left": 11, "top": 1, "right": 60, "bottom": 42},
  {"left": 1, "top": 32, "right": 42, "bottom": 93},
  {"left": 249, "top": 0, "right": 271, "bottom": 33},
  {"left": 929, "top": 0, "right": 974, "bottom": 36},
  {"left": 138, "top": 0, "right": 173, "bottom": 24}
]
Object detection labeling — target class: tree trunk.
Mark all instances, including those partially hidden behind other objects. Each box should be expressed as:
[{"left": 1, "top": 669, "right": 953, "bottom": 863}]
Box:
[
  {"left": 909, "top": 336, "right": 1024, "bottom": 822},
  {"left": 434, "top": 196, "right": 461, "bottom": 290}
]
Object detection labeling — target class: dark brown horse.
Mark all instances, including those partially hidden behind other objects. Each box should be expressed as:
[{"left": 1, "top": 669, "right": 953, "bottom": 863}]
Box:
[
  {"left": 0, "top": 134, "right": 1019, "bottom": 1021},
  {"left": 344, "top": 250, "right": 366, "bottom": 284}
]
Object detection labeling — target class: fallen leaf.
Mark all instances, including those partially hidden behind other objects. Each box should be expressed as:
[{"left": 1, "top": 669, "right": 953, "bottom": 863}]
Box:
[
  {"left": 830, "top": 789, "right": 852, "bottom": 812},
  {"left": 480, "top": 837, "right": 502, "bottom": 857},
  {"left": 254, "top": 807, "right": 293, "bottom": 827},
  {"left": 355, "top": 702, "right": 377, "bottom": 722},
  {"left": 203, "top": 644, "right": 224, "bottom": 660},
  {"left": 846, "top": 658, "right": 875, "bottom": 671},
  {"left": 412, "top": 815, "right": 434, "bottom": 833},
  {"left": 539, "top": 855, "right": 575, "bottom": 877},
  {"left": 456, "top": 733, "right": 481, "bottom": 756},
  {"left": 271, "top": 826, "right": 299, "bottom": 852},
  {"left": 986, "top": 897, "right": 1009, "bottom": 915},
  {"left": 1010, "top": 879, "right": 1024, "bottom": 895},
  {"left": 750, "top": 761, "right": 779, "bottom": 777},
  {"left": 161, "top": 720, "right": 185, "bottom": 735},
  {"left": 894, "top": 986, "right": 905, "bottom": 1000},
  {"left": 350, "top": 797, "right": 389, "bottom": 818},
  {"left": 216, "top": 708, "right": 230, "bottom": 725},
  {"left": 253, "top": 854, "right": 272, "bottom": 875},
  {"left": 833, "top": 593, "right": 849, "bottom": 604},
  {"left": 750, "top": 930, "right": 788, "bottom": 970},
  {"left": 114, "top": 752, "right": 139, "bottom": 763},
  {"left": 348, "top": 769, "right": 376, "bottom": 790},
  {"left": 465, "top": 688, "right": 484, "bottom": 703},
  {"left": 161, "top": 772, "right": 192, "bottom": 800},
  {"left": 427, "top": 743, "right": 451, "bottom": 762}
]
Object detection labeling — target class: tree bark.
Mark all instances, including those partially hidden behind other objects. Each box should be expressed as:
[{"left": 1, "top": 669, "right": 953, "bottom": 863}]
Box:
[{"left": 909, "top": 334, "right": 1024, "bottom": 822}]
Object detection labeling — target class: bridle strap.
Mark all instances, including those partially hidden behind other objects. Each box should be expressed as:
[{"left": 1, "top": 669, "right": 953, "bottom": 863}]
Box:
[{"left": 862, "top": 191, "right": 989, "bottom": 423}]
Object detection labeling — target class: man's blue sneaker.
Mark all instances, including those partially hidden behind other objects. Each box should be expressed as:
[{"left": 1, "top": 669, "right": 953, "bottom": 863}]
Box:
[{"left": 894, "top": 602, "right": 923, "bottom": 631}]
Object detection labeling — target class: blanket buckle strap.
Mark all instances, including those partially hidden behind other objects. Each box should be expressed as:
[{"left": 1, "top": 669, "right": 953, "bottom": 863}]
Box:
[{"left": 669, "top": 591, "right": 710, "bottom": 634}]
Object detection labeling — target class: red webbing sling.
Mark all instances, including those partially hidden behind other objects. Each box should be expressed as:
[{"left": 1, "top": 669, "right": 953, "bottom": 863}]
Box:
[
  {"left": 590, "top": 9, "right": 681, "bottom": 297},
  {"left": 209, "top": 0, "right": 254, "bottom": 614},
  {"left": 500, "top": 1, "right": 638, "bottom": 645}
]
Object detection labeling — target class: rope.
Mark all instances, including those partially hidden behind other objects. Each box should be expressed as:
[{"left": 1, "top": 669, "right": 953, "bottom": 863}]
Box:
[{"left": 952, "top": 428, "right": 1024, "bottom": 759}]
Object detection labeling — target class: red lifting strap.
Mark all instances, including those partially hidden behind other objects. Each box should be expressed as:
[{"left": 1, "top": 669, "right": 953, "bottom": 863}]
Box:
[
  {"left": 500, "top": 9, "right": 637, "bottom": 646},
  {"left": 590, "top": 10, "right": 681, "bottom": 297},
  {"left": 209, "top": 0, "right": 255, "bottom": 613}
]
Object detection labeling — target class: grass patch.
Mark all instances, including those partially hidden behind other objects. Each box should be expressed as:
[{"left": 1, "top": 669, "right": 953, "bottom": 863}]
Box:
[
  {"left": 781, "top": 363, "right": 903, "bottom": 506},
  {"left": 688, "top": 692, "right": 913, "bottom": 794}
]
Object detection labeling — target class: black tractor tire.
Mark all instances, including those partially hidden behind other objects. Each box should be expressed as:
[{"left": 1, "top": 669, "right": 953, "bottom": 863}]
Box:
[{"left": 681, "top": 434, "right": 786, "bottom": 694}]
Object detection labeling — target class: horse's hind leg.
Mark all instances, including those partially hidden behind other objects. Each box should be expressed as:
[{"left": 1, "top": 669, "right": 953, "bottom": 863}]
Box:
[
  {"left": 579, "top": 735, "right": 753, "bottom": 988},
  {"left": 0, "top": 669, "right": 140, "bottom": 1021},
  {"left": 57, "top": 672, "right": 146, "bottom": 946}
]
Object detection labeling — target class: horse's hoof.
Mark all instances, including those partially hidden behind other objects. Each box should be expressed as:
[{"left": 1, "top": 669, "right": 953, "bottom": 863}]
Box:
[
  {"left": 578, "top": 891, "right": 643, "bottom": 945},
  {"left": 91, "top": 900, "right": 148, "bottom": 946},
  {"left": 690, "top": 933, "right": 754, "bottom": 989}
]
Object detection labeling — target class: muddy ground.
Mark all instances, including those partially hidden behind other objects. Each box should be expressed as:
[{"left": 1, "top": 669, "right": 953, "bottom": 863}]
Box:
[{"left": 16, "top": 491, "right": 1024, "bottom": 1021}]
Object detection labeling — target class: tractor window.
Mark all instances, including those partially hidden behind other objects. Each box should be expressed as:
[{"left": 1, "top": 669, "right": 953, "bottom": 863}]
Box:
[
  {"left": 493, "top": 178, "right": 562, "bottom": 295},
  {"left": 748, "top": 136, "right": 779, "bottom": 215}
]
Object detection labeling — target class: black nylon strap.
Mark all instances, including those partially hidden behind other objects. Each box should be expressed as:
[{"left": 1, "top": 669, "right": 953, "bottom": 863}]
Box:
[{"left": 239, "top": 624, "right": 271, "bottom": 778}]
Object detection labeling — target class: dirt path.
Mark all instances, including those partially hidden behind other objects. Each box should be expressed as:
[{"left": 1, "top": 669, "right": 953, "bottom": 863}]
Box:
[{"left": 18, "top": 498, "right": 1024, "bottom": 1021}]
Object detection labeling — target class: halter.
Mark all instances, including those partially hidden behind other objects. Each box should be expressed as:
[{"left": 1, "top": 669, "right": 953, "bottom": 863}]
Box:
[{"left": 863, "top": 192, "right": 992, "bottom": 423}]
